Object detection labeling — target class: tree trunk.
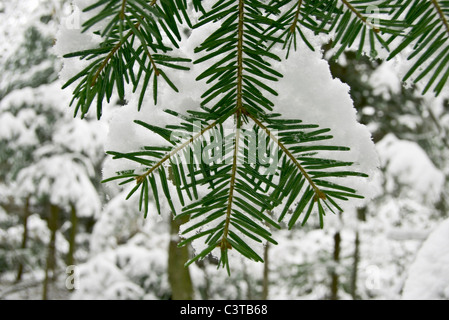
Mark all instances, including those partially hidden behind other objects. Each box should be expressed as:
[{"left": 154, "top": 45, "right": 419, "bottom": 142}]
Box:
[
  {"left": 42, "top": 204, "right": 58, "bottom": 300},
  {"left": 67, "top": 204, "right": 78, "bottom": 267},
  {"left": 261, "top": 242, "right": 269, "bottom": 300},
  {"left": 168, "top": 215, "right": 194, "bottom": 300},
  {"left": 350, "top": 207, "right": 366, "bottom": 300},
  {"left": 16, "top": 197, "right": 30, "bottom": 282},
  {"left": 242, "top": 262, "right": 253, "bottom": 300},
  {"left": 350, "top": 231, "right": 360, "bottom": 299},
  {"left": 330, "top": 231, "right": 341, "bottom": 300},
  {"left": 196, "top": 259, "right": 210, "bottom": 300}
]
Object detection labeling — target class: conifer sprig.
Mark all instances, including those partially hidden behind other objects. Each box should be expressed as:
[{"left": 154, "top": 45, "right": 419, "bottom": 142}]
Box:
[{"left": 63, "top": 0, "right": 449, "bottom": 271}]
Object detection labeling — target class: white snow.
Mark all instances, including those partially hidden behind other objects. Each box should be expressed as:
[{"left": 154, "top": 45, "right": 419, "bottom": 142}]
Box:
[
  {"left": 369, "top": 61, "right": 402, "bottom": 99},
  {"left": 53, "top": 118, "right": 108, "bottom": 164},
  {"left": 376, "top": 134, "right": 444, "bottom": 204},
  {"left": 402, "top": 217, "right": 449, "bottom": 299},
  {"left": 270, "top": 45, "right": 380, "bottom": 207}
]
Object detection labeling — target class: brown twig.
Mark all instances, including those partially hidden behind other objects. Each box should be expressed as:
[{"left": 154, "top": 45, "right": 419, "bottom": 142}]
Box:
[
  {"left": 245, "top": 112, "right": 326, "bottom": 201},
  {"left": 290, "top": 0, "right": 303, "bottom": 33},
  {"left": 340, "top": 0, "right": 380, "bottom": 33},
  {"left": 90, "top": 25, "right": 137, "bottom": 87},
  {"left": 120, "top": 0, "right": 127, "bottom": 20},
  {"left": 220, "top": 110, "right": 242, "bottom": 251},
  {"left": 431, "top": 0, "right": 449, "bottom": 37},
  {"left": 135, "top": 116, "right": 225, "bottom": 184}
]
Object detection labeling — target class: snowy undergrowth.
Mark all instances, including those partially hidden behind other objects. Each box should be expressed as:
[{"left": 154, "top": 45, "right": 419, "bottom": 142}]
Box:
[{"left": 72, "top": 191, "right": 172, "bottom": 299}]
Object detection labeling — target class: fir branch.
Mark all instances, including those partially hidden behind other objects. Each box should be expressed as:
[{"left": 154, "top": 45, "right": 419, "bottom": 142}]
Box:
[
  {"left": 96, "top": 0, "right": 372, "bottom": 270},
  {"left": 64, "top": 0, "right": 194, "bottom": 118},
  {"left": 91, "top": 0, "right": 159, "bottom": 86},
  {"left": 219, "top": 0, "right": 247, "bottom": 253},
  {"left": 387, "top": 0, "right": 449, "bottom": 95}
]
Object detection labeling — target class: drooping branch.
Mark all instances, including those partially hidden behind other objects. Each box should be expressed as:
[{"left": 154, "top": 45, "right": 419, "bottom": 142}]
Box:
[{"left": 95, "top": 0, "right": 373, "bottom": 269}]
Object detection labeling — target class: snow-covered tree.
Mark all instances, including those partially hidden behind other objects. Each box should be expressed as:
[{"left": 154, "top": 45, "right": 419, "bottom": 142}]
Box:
[
  {"left": 0, "top": 0, "right": 68, "bottom": 99},
  {"left": 354, "top": 134, "right": 445, "bottom": 299},
  {"left": 0, "top": 84, "right": 105, "bottom": 298},
  {"left": 70, "top": 191, "right": 173, "bottom": 299},
  {"left": 0, "top": 0, "right": 108, "bottom": 299}
]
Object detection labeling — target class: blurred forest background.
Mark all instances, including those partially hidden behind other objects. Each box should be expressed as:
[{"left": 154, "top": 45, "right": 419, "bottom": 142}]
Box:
[{"left": 1, "top": 0, "right": 449, "bottom": 300}]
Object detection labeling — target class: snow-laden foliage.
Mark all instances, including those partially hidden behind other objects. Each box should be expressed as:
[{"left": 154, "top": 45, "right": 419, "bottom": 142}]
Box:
[
  {"left": 0, "top": 0, "right": 70, "bottom": 98},
  {"left": 71, "top": 244, "right": 171, "bottom": 299},
  {"left": 357, "top": 134, "right": 445, "bottom": 299},
  {"left": 72, "top": 192, "right": 172, "bottom": 299},
  {"left": 57, "top": 0, "right": 385, "bottom": 271},
  {"left": 15, "top": 154, "right": 101, "bottom": 217},
  {"left": 0, "top": 0, "right": 108, "bottom": 297},
  {"left": 0, "top": 213, "right": 69, "bottom": 280},
  {"left": 0, "top": 78, "right": 106, "bottom": 215}
]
